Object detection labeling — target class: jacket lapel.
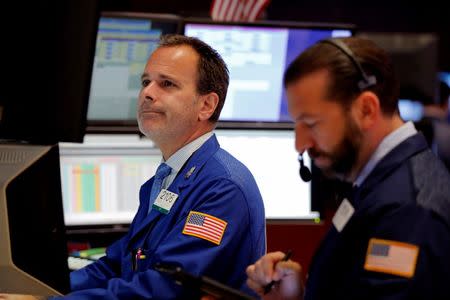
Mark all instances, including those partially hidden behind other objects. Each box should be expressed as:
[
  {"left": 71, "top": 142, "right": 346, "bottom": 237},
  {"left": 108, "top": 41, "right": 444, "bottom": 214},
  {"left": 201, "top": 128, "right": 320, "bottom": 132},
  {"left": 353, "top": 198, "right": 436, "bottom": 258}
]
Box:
[
  {"left": 127, "top": 134, "right": 221, "bottom": 247},
  {"left": 357, "top": 133, "right": 428, "bottom": 204}
]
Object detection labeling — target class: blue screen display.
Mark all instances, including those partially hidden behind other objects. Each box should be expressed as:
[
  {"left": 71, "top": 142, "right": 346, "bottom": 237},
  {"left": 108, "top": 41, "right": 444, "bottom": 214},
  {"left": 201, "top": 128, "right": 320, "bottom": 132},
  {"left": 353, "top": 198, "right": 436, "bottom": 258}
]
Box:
[{"left": 184, "top": 23, "right": 352, "bottom": 124}]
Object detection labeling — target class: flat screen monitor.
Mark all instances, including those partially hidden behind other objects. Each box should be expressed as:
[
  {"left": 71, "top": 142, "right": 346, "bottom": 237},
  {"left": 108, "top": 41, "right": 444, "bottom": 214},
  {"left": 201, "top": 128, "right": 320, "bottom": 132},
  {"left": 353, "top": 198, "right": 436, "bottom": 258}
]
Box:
[
  {"left": 60, "top": 131, "right": 318, "bottom": 227},
  {"left": 59, "top": 135, "right": 160, "bottom": 226},
  {"left": 0, "top": 144, "right": 70, "bottom": 295},
  {"left": 86, "top": 12, "right": 182, "bottom": 133},
  {"left": 182, "top": 19, "right": 354, "bottom": 129},
  {"left": 0, "top": 0, "right": 99, "bottom": 296},
  {"left": 215, "top": 129, "right": 317, "bottom": 220},
  {"left": 0, "top": 0, "right": 98, "bottom": 144},
  {"left": 358, "top": 32, "right": 439, "bottom": 105}
]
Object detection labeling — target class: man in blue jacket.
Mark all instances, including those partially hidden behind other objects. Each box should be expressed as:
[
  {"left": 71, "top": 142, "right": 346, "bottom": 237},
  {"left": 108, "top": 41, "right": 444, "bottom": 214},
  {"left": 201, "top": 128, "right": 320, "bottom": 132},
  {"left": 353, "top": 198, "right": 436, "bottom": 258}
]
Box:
[
  {"left": 246, "top": 37, "right": 450, "bottom": 299},
  {"left": 65, "top": 34, "right": 266, "bottom": 298}
]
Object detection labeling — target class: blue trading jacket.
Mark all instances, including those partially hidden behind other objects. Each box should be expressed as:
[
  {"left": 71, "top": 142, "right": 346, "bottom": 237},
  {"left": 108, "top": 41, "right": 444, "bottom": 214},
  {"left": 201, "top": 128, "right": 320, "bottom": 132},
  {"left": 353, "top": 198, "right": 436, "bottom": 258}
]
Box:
[
  {"left": 64, "top": 134, "right": 266, "bottom": 299},
  {"left": 305, "top": 133, "right": 450, "bottom": 300}
]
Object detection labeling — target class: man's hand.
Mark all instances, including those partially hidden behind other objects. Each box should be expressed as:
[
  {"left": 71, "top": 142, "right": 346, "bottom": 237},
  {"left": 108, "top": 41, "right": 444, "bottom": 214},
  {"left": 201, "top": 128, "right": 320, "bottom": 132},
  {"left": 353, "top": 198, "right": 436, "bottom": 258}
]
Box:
[{"left": 246, "top": 251, "right": 304, "bottom": 300}]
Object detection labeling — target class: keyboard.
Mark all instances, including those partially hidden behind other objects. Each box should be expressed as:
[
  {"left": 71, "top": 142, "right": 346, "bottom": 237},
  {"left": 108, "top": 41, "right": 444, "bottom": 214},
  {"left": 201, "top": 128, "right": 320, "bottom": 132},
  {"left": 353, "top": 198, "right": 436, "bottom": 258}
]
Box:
[
  {"left": 67, "top": 247, "right": 106, "bottom": 270},
  {"left": 68, "top": 256, "right": 95, "bottom": 270}
]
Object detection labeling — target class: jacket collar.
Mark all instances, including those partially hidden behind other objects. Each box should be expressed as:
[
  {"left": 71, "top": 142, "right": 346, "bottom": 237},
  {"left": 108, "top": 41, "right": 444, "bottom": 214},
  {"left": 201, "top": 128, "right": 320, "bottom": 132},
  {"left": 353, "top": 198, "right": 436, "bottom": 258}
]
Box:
[
  {"left": 355, "top": 133, "right": 428, "bottom": 202},
  {"left": 129, "top": 134, "right": 221, "bottom": 241}
]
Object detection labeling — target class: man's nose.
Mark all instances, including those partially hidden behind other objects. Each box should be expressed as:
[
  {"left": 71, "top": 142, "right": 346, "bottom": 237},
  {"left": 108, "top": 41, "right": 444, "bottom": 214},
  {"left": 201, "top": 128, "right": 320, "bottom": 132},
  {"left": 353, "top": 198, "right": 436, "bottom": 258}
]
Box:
[
  {"left": 141, "top": 81, "right": 157, "bottom": 102},
  {"left": 295, "top": 124, "right": 314, "bottom": 154}
]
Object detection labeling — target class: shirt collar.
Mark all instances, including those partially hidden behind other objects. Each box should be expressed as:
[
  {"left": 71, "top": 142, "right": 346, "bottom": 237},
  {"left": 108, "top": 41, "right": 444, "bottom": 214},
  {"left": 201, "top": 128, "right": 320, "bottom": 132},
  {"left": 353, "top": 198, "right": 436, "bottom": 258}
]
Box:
[
  {"left": 163, "top": 131, "right": 214, "bottom": 173},
  {"left": 354, "top": 121, "right": 417, "bottom": 186}
]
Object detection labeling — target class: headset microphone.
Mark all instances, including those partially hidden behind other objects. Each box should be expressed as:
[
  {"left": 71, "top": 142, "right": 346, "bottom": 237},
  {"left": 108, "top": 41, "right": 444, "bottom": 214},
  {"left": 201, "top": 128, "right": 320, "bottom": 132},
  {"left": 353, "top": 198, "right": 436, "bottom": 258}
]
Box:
[{"left": 298, "top": 153, "right": 312, "bottom": 182}]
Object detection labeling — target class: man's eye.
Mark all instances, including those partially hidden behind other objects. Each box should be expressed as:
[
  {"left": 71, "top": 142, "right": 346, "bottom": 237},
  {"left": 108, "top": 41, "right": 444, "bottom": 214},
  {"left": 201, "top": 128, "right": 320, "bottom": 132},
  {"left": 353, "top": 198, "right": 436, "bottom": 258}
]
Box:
[
  {"left": 161, "top": 80, "right": 175, "bottom": 88},
  {"left": 304, "top": 121, "right": 317, "bottom": 129},
  {"left": 141, "top": 79, "right": 150, "bottom": 87}
]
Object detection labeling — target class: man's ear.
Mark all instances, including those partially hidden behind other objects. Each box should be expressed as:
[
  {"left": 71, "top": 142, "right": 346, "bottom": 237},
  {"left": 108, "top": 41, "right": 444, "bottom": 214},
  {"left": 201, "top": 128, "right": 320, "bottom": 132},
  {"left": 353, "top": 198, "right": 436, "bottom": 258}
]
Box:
[
  {"left": 353, "top": 91, "right": 380, "bottom": 130},
  {"left": 198, "top": 92, "right": 219, "bottom": 121}
]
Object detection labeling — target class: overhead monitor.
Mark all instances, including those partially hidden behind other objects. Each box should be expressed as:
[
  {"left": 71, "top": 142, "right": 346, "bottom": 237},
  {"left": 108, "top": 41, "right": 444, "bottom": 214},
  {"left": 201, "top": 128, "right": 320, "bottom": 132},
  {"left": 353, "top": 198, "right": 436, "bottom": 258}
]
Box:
[
  {"left": 358, "top": 32, "right": 439, "bottom": 105},
  {"left": 86, "top": 12, "right": 182, "bottom": 133},
  {"left": 182, "top": 19, "right": 354, "bottom": 129},
  {"left": 0, "top": 0, "right": 98, "bottom": 144}
]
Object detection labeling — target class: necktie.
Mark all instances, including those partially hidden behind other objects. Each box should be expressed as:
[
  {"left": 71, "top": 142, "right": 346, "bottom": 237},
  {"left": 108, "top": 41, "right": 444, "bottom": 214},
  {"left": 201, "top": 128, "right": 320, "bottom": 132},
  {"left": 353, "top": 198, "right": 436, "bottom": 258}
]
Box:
[{"left": 148, "top": 163, "right": 172, "bottom": 214}]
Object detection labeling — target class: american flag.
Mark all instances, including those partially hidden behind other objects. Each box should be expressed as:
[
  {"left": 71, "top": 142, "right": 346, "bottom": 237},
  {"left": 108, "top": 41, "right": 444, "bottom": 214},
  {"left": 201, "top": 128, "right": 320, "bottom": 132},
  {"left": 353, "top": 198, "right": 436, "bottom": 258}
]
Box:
[
  {"left": 210, "top": 0, "right": 271, "bottom": 22},
  {"left": 364, "top": 238, "right": 419, "bottom": 278},
  {"left": 183, "top": 211, "right": 227, "bottom": 245}
]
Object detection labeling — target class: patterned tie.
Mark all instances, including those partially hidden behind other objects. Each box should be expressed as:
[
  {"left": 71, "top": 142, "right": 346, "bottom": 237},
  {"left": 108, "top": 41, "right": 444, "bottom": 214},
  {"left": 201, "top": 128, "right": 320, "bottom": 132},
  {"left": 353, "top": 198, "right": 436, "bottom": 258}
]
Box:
[{"left": 148, "top": 163, "right": 172, "bottom": 214}]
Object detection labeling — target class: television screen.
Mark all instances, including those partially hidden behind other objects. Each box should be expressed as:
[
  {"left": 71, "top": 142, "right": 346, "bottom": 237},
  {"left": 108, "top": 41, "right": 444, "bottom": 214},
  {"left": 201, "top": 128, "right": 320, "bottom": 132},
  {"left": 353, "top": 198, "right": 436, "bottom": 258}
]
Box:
[
  {"left": 86, "top": 12, "right": 182, "bottom": 133},
  {"left": 183, "top": 19, "right": 354, "bottom": 128}
]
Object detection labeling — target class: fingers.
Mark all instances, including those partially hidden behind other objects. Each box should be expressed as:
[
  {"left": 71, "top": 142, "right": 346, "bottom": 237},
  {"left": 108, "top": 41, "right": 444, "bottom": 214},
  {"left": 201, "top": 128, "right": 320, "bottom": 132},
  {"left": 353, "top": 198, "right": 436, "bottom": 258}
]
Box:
[
  {"left": 245, "top": 251, "right": 292, "bottom": 296},
  {"left": 273, "top": 260, "right": 304, "bottom": 298},
  {"left": 273, "top": 260, "right": 302, "bottom": 281}
]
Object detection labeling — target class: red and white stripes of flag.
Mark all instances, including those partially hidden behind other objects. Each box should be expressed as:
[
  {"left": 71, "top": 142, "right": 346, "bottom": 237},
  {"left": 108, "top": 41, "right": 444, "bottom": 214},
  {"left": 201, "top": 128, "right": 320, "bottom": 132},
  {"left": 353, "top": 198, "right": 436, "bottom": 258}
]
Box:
[{"left": 210, "top": 0, "right": 271, "bottom": 22}]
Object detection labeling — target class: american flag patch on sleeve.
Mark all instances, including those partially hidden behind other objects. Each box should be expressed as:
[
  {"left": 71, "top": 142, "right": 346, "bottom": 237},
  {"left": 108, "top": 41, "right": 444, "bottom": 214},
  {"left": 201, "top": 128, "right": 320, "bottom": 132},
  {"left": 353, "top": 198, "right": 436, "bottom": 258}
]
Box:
[
  {"left": 364, "top": 238, "right": 419, "bottom": 278},
  {"left": 182, "top": 211, "right": 227, "bottom": 245}
]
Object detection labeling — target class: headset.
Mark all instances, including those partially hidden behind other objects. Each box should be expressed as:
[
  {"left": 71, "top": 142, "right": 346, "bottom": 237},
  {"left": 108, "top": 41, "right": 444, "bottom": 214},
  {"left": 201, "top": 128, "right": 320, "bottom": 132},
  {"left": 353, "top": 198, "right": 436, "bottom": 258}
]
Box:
[
  {"left": 320, "top": 38, "right": 377, "bottom": 91},
  {"left": 298, "top": 38, "right": 377, "bottom": 182},
  {"left": 298, "top": 153, "right": 312, "bottom": 182}
]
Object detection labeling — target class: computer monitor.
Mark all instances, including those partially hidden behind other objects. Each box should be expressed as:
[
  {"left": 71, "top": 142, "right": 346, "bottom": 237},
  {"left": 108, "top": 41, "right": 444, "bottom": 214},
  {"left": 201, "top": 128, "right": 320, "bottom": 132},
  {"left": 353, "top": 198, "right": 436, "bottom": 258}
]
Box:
[
  {"left": 0, "top": 0, "right": 99, "bottom": 295},
  {"left": 0, "top": 144, "right": 70, "bottom": 295},
  {"left": 182, "top": 19, "right": 354, "bottom": 129},
  {"left": 358, "top": 32, "right": 439, "bottom": 105},
  {"left": 59, "top": 135, "right": 161, "bottom": 226},
  {"left": 0, "top": 0, "right": 98, "bottom": 144},
  {"left": 86, "top": 12, "right": 182, "bottom": 133},
  {"left": 215, "top": 129, "right": 318, "bottom": 220},
  {"left": 59, "top": 131, "right": 318, "bottom": 226}
]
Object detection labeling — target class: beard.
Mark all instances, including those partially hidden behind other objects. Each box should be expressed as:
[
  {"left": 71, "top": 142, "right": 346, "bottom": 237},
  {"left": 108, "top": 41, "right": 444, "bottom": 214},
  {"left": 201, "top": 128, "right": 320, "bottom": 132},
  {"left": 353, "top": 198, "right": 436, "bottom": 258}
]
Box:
[{"left": 309, "top": 114, "right": 363, "bottom": 180}]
